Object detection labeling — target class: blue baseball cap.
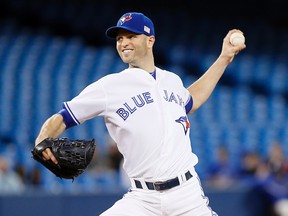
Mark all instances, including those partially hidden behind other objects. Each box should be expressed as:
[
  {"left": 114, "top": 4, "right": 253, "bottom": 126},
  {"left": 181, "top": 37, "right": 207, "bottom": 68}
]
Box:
[{"left": 105, "top": 12, "right": 155, "bottom": 39}]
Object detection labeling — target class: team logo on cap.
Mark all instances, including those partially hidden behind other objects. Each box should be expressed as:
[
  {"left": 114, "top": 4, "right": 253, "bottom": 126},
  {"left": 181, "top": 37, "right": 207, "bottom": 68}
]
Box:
[
  {"left": 119, "top": 14, "right": 132, "bottom": 25},
  {"left": 175, "top": 116, "right": 190, "bottom": 135}
]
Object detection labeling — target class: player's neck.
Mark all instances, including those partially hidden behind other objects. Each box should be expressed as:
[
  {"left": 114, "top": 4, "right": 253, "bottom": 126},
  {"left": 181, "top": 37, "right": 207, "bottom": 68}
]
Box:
[
  {"left": 128, "top": 56, "right": 155, "bottom": 73},
  {"left": 129, "top": 65, "right": 155, "bottom": 73}
]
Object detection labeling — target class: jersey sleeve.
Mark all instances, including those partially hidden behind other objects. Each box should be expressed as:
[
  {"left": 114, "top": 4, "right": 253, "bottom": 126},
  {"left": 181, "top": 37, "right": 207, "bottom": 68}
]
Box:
[
  {"left": 174, "top": 73, "right": 193, "bottom": 114},
  {"left": 59, "top": 80, "right": 107, "bottom": 127}
]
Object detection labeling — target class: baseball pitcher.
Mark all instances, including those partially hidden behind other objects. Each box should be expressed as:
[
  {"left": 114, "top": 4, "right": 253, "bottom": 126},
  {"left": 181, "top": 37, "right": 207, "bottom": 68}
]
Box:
[{"left": 34, "top": 12, "right": 246, "bottom": 216}]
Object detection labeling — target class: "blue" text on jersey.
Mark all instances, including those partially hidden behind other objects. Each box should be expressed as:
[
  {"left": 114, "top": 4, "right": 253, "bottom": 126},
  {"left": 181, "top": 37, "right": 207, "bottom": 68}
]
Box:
[{"left": 116, "top": 92, "right": 154, "bottom": 120}]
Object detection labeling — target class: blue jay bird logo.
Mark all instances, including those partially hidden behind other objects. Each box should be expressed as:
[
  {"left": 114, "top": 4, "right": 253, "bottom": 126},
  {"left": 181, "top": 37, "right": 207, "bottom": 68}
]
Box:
[
  {"left": 175, "top": 116, "right": 190, "bottom": 135},
  {"left": 119, "top": 14, "right": 132, "bottom": 24}
]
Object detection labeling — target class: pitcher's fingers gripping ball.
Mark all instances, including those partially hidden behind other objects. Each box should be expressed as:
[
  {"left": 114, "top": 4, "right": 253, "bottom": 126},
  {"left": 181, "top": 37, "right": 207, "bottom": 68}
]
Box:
[{"left": 31, "top": 137, "right": 96, "bottom": 180}]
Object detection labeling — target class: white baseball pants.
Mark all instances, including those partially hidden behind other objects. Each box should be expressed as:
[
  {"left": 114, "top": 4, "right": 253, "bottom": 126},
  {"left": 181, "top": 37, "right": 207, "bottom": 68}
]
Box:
[{"left": 100, "top": 169, "right": 218, "bottom": 216}]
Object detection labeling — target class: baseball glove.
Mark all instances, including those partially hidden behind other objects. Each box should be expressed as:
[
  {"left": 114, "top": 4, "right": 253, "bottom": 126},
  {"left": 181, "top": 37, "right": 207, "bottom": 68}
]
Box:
[{"left": 31, "top": 137, "right": 96, "bottom": 180}]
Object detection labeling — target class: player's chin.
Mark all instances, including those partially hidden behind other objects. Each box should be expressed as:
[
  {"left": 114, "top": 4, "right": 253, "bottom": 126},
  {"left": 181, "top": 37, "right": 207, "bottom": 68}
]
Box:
[{"left": 121, "top": 57, "right": 132, "bottom": 64}]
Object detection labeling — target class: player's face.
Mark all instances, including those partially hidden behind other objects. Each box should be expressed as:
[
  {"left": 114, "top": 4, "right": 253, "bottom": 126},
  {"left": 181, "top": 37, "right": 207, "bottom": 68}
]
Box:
[{"left": 116, "top": 30, "right": 153, "bottom": 68}]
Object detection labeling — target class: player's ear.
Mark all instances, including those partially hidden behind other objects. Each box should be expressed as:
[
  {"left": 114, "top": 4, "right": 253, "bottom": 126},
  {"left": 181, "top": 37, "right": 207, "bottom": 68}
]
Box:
[{"left": 147, "top": 36, "right": 155, "bottom": 48}]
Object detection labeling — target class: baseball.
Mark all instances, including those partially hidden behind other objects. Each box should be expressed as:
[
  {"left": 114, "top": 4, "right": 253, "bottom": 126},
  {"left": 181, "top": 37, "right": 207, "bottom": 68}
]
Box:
[{"left": 229, "top": 32, "right": 245, "bottom": 46}]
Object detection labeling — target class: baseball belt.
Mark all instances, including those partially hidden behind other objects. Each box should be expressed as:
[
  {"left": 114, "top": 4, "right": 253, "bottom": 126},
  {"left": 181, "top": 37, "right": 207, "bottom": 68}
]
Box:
[{"left": 133, "top": 170, "right": 193, "bottom": 191}]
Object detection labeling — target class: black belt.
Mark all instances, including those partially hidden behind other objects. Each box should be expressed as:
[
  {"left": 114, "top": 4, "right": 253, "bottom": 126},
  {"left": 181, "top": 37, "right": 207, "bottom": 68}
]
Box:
[{"left": 134, "top": 170, "right": 193, "bottom": 191}]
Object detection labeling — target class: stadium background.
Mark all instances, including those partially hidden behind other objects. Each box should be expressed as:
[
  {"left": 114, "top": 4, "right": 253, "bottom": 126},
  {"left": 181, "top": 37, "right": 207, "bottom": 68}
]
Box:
[{"left": 0, "top": 0, "right": 288, "bottom": 215}]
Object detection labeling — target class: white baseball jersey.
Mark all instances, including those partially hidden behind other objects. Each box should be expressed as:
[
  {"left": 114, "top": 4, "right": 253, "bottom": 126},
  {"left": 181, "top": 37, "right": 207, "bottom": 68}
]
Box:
[{"left": 59, "top": 67, "right": 198, "bottom": 180}]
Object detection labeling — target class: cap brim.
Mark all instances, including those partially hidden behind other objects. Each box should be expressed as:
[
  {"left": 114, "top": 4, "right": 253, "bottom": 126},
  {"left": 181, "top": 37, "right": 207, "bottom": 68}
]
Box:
[{"left": 105, "top": 26, "right": 143, "bottom": 39}]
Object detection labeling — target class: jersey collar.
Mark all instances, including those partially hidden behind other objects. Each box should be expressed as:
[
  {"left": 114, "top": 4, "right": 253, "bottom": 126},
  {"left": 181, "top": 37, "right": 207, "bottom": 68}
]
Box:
[{"left": 149, "top": 70, "right": 156, "bottom": 80}]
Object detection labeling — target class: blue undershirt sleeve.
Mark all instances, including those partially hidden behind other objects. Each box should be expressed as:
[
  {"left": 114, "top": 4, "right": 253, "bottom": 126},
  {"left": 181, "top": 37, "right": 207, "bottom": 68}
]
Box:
[
  {"left": 185, "top": 95, "right": 193, "bottom": 114},
  {"left": 58, "top": 107, "right": 78, "bottom": 129}
]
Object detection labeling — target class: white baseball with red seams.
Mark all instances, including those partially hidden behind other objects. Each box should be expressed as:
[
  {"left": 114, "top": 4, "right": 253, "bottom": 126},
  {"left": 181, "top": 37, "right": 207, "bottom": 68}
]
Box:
[{"left": 229, "top": 32, "right": 245, "bottom": 46}]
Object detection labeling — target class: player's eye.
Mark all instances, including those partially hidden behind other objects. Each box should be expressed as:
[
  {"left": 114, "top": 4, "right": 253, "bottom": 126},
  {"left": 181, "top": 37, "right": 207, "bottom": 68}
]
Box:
[
  {"left": 116, "top": 36, "right": 123, "bottom": 42},
  {"left": 128, "top": 34, "right": 137, "bottom": 39}
]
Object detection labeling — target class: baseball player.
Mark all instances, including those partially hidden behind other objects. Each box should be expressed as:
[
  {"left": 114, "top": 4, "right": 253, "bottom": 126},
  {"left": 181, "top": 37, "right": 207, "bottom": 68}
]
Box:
[{"left": 35, "top": 12, "right": 246, "bottom": 215}]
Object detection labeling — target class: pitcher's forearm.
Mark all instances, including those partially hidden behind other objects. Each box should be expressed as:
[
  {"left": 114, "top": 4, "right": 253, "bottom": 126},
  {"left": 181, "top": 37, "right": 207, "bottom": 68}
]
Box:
[
  {"left": 35, "top": 114, "right": 66, "bottom": 145},
  {"left": 187, "top": 57, "right": 228, "bottom": 112}
]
